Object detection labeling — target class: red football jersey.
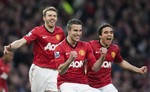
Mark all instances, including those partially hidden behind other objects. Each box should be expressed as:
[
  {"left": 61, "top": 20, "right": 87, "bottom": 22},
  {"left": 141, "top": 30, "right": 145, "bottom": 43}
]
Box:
[
  {"left": 0, "top": 58, "right": 10, "bottom": 92},
  {"left": 55, "top": 39, "right": 97, "bottom": 87},
  {"left": 23, "top": 25, "right": 65, "bottom": 69},
  {"left": 87, "top": 40, "right": 123, "bottom": 88}
]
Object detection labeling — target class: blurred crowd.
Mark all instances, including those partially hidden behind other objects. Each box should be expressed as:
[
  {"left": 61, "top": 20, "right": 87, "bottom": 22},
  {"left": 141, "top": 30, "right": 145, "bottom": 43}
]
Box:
[{"left": 0, "top": 0, "right": 150, "bottom": 92}]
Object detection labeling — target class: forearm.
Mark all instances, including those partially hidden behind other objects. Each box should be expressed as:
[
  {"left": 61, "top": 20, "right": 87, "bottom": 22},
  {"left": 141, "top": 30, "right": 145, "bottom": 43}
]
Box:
[
  {"left": 58, "top": 58, "right": 74, "bottom": 74},
  {"left": 118, "top": 60, "right": 140, "bottom": 73},
  {"left": 92, "top": 54, "right": 106, "bottom": 72},
  {"left": 9, "top": 38, "right": 27, "bottom": 50}
]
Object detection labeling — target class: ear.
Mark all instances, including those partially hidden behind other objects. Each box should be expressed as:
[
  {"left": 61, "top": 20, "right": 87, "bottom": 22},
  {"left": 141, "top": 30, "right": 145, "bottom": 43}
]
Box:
[
  {"left": 43, "top": 16, "right": 45, "bottom": 21},
  {"left": 99, "top": 35, "right": 102, "bottom": 39}
]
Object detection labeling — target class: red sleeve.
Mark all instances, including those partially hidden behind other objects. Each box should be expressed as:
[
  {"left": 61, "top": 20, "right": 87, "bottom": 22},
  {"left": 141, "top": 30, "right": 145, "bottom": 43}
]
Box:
[
  {"left": 54, "top": 45, "right": 65, "bottom": 69},
  {"left": 86, "top": 42, "right": 97, "bottom": 68},
  {"left": 114, "top": 45, "right": 123, "bottom": 63},
  {"left": 23, "top": 28, "right": 38, "bottom": 44}
]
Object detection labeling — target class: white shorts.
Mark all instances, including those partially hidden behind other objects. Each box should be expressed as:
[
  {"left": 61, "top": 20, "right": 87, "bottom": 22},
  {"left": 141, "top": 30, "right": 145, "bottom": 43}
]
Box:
[
  {"left": 98, "top": 84, "right": 118, "bottom": 92},
  {"left": 60, "top": 83, "right": 101, "bottom": 92},
  {"left": 29, "top": 64, "right": 58, "bottom": 92}
]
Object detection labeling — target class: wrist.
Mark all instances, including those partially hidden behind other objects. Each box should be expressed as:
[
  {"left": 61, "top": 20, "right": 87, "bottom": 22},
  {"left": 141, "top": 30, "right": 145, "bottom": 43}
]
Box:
[
  {"left": 8, "top": 44, "right": 13, "bottom": 51},
  {"left": 9, "top": 44, "right": 11, "bottom": 48}
]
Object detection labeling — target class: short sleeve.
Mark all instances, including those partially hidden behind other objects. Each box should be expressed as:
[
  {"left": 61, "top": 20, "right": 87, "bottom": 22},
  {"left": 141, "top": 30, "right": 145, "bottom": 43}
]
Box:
[
  {"left": 86, "top": 42, "right": 97, "bottom": 68},
  {"left": 114, "top": 46, "right": 123, "bottom": 63},
  {"left": 54, "top": 45, "right": 65, "bottom": 69},
  {"left": 23, "top": 28, "right": 38, "bottom": 44}
]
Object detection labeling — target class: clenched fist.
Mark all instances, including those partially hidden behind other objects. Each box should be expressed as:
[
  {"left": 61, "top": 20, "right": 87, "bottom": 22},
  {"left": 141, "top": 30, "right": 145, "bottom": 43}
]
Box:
[
  {"left": 70, "top": 51, "right": 77, "bottom": 60},
  {"left": 100, "top": 47, "right": 107, "bottom": 54}
]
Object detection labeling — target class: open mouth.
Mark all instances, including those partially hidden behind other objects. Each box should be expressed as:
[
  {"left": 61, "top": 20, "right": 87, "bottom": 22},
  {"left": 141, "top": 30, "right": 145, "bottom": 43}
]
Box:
[
  {"left": 49, "top": 20, "right": 55, "bottom": 23},
  {"left": 106, "top": 37, "right": 112, "bottom": 41}
]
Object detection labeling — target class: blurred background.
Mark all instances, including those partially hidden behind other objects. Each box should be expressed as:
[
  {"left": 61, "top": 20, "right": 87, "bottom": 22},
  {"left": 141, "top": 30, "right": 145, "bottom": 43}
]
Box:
[{"left": 0, "top": 0, "right": 150, "bottom": 92}]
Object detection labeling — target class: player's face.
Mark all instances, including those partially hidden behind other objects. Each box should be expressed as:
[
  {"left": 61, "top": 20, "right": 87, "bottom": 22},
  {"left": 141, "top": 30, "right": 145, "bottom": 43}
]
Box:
[
  {"left": 43, "top": 10, "right": 57, "bottom": 28},
  {"left": 68, "top": 24, "right": 82, "bottom": 42},
  {"left": 99, "top": 27, "right": 114, "bottom": 47}
]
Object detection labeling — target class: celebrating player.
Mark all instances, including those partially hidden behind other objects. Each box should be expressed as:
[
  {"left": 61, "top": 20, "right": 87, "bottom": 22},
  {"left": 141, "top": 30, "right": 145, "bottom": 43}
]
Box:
[
  {"left": 54, "top": 18, "right": 107, "bottom": 92},
  {"left": 3, "top": 6, "right": 65, "bottom": 92},
  {"left": 86, "top": 23, "right": 147, "bottom": 92}
]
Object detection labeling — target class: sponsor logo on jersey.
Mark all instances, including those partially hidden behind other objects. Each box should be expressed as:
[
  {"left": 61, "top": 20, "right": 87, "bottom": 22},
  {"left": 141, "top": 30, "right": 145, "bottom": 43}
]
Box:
[
  {"left": 79, "top": 50, "right": 85, "bottom": 56},
  {"left": 102, "top": 61, "right": 112, "bottom": 68},
  {"left": 44, "top": 43, "right": 58, "bottom": 50},
  {"left": 69, "top": 60, "right": 83, "bottom": 68},
  {"left": 56, "top": 34, "right": 60, "bottom": 40},
  {"left": 111, "top": 51, "right": 116, "bottom": 58},
  {"left": 54, "top": 52, "right": 60, "bottom": 58}
]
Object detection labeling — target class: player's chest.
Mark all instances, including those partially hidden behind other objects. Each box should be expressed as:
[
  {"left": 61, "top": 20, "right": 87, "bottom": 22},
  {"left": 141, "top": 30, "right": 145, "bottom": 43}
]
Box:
[
  {"left": 39, "top": 33, "right": 63, "bottom": 43},
  {"left": 94, "top": 48, "right": 116, "bottom": 62},
  {"left": 64, "top": 47, "right": 87, "bottom": 60}
]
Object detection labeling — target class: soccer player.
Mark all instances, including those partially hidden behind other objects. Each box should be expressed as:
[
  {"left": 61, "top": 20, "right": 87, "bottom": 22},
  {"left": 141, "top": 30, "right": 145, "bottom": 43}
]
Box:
[
  {"left": 3, "top": 6, "right": 65, "bottom": 92},
  {"left": 86, "top": 23, "right": 147, "bottom": 92},
  {"left": 54, "top": 18, "right": 106, "bottom": 92},
  {"left": 0, "top": 52, "right": 14, "bottom": 92}
]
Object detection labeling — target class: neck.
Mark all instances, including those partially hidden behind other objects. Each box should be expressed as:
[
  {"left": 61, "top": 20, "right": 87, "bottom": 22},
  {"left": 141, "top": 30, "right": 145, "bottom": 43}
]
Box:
[
  {"left": 45, "top": 24, "right": 54, "bottom": 33},
  {"left": 67, "top": 37, "right": 77, "bottom": 47},
  {"left": 100, "top": 40, "right": 109, "bottom": 48}
]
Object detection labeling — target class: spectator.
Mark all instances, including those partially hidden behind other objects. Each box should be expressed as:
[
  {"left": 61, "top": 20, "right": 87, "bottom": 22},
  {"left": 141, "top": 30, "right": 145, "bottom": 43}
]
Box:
[{"left": 0, "top": 52, "right": 14, "bottom": 92}]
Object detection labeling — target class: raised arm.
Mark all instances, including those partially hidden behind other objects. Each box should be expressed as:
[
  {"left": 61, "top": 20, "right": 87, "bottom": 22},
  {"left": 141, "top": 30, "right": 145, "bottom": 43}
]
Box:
[
  {"left": 4, "top": 38, "right": 27, "bottom": 54},
  {"left": 117, "top": 60, "right": 147, "bottom": 74},
  {"left": 92, "top": 47, "right": 107, "bottom": 72},
  {"left": 58, "top": 51, "right": 77, "bottom": 75}
]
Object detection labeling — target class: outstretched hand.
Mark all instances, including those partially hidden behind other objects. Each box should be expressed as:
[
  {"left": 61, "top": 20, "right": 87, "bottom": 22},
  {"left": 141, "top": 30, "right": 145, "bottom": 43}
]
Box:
[
  {"left": 3, "top": 45, "right": 11, "bottom": 54},
  {"left": 139, "top": 66, "right": 147, "bottom": 74}
]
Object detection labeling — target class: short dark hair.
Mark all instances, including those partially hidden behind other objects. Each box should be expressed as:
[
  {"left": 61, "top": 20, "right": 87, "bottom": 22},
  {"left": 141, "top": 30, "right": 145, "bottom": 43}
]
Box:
[
  {"left": 97, "top": 23, "right": 113, "bottom": 35},
  {"left": 66, "top": 18, "right": 82, "bottom": 30},
  {"left": 43, "top": 6, "right": 58, "bottom": 16}
]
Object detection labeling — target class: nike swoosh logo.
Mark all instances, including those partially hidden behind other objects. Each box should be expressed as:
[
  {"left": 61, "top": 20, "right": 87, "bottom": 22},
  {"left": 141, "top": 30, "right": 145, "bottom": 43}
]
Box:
[
  {"left": 95, "top": 51, "right": 100, "bottom": 53},
  {"left": 43, "top": 36, "right": 48, "bottom": 38}
]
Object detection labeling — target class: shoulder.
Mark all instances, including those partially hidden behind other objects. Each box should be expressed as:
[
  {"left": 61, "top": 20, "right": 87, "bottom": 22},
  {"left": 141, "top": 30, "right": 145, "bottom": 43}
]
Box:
[
  {"left": 55, "top": 39, "right": 66, "bottom": 51},
  {"left": 88, "top": 40, "right": 99, "bottom": 46},
  {"left": 57, "top": 39, "right": 66, "bottom": 47},
  {"left": 31, "top": 25, "right": 44, "bottom": 34},
  {"left": 78, "top": 41, "right": 91, "bottom": 48},
  {"left": 55, "top": 26, "right": 64, "bottom": 32},
  {"left": 109, "top": 44, "right": 120, "bottom": 51},
  {"left": 111, "top": 44, "right": 119, "bottom": 48},
  {"left": 33, "top": 25, "right": 44, "bottom": 30},
  {"left": 78, "top": 41, "right": 87, "bottom": 45},
  {"left": 89, "top": 40, "right": 98, "bottom": 44}
]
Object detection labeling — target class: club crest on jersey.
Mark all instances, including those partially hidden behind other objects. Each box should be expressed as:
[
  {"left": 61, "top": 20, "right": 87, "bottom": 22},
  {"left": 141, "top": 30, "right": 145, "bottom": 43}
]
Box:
[
  {"left": 54, "top": 52, "right": 60, "bottom": 58},
  {"left": 56, "top": 34, "right": 60, "bottom": 40},
  {"left": 79, "top": 50, "right": 85, "bottom": 56},
  {"left": 111, "top": 51, "right": 116, "bottom": 58}
]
